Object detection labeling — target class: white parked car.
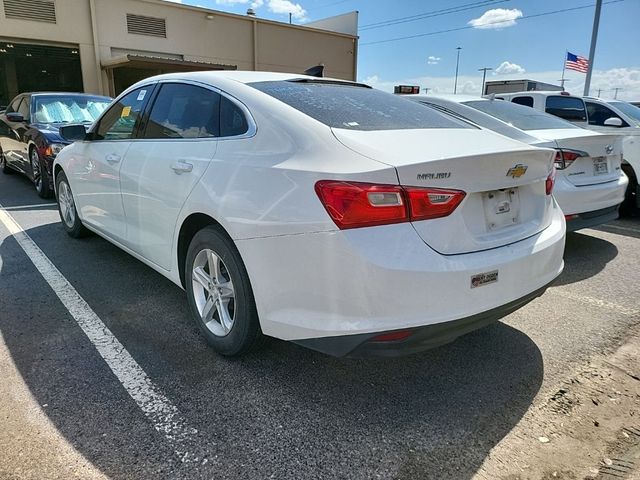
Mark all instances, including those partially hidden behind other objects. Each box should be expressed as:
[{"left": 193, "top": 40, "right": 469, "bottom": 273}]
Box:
[
  {"left": 498, "top": 91, "right": 640, "bottom": 213},
  {"left": 406, "top": 95, "right": 627, "bottom": 231},
  {"left": 54, "top": 72, "right": 565, "bottom": 357}
]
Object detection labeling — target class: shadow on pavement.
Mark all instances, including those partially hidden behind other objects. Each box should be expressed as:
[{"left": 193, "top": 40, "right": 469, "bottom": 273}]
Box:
[
  {"left": 593, "top": 218, "right": 640, "bottom": 240},
  {"left": 554, "top": 231, "right": 618, "bottom": 286},
  {"left": 0, "top": 219, "right": 545, "bottom": 480}
]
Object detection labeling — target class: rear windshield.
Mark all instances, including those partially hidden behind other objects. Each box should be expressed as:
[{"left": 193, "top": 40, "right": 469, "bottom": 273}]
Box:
[
  {"left": 464, "top": 99, "right": 579, "bottom": 131},
  {"left": 249, "top": 80, "right": 473, "bottom": 131}
]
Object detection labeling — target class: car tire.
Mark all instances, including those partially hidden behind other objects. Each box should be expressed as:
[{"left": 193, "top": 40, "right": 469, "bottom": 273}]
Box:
[
  {"left": 55, "top": 171, "right": 88, "bottom": 238},
  {"left": 185, "top": 226, "right": 263, "bottom": 356},
  {"left": 620, "top": 164, "right": 638, "bottom": 216},
  {"left": 1, "top": 148, "right": 13, "bottom": 174},
  {"left": 31, "top": 147, "right": 53, "bottom": 199}
]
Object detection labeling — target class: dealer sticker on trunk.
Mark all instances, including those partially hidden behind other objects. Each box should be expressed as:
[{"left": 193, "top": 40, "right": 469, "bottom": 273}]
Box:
[{"left": 470, "top": 270, "right": 499, "bottom": 288}]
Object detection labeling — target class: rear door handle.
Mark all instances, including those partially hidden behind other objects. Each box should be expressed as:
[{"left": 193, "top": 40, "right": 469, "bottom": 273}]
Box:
[
  {"left": 105, "top": 153, "right": 121, "bottom": 164},
  {"left": 171, "top": 161, "right": 193, "bottom": 174}
]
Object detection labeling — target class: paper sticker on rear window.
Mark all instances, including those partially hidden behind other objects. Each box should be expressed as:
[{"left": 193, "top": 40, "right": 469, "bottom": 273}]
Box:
[
  {"left": 137, "top": 90, "right": 147, "bottom": 101},
  {"left": 121, "top": 106, "right": 131, "bottom": 118}
]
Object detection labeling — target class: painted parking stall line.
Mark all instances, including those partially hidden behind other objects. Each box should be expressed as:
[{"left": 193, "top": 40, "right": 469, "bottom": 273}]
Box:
[
  {"left": 550, "top": 287, "right": 640, "bottom": 317},
  {"left": 0, "top": 204, "right": 199, "bottom": 463}
]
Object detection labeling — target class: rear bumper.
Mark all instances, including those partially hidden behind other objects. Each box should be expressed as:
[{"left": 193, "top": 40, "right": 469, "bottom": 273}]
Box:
[
  {"left": 295, "top": 282, "right": 551, "bottom": 357},
  {"left": 237, "top": 200, "right": 566, "bottom": 343},
  {"left": 565, "top": 205, "right": 619, "bottom": 232},
  {"left": 554, "top": 173, "right": 628, "bottom": 218}
]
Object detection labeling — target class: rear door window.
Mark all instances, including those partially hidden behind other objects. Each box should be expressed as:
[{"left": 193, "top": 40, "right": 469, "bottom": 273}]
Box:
[
  {"left": 545, "top": 96, "right": 587, "bottom": 121},
  {"left": 585, "top": 101, "right": 629, "bottom": 127},
  {"left": 512, "top": 96, "right": 534, "bottom": 107},
  {"left": 144, "top": 83, "right": 221, "bottom": 139},
  {"left": 250, "top": 80, "right": 473, "bottom": 131}
]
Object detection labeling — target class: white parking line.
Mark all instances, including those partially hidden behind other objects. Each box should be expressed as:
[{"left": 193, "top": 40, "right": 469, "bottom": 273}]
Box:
[
  {"left": 0, "top": 205, "right": 199, "bottom": 463},
  {"left": 550, "top": 288, "right": 640, "bottom": 317},
  {"left": 2, "top": 203, "right": 57, "bottom": 211},
  {"left": 594, "top": 224, "right": 640, "bottom": 235}
]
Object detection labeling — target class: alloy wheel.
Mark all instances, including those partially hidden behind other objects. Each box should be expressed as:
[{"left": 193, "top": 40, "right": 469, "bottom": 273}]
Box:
[
  {"left": 191, "top": 249, "right": 236, "bottom": 337},
  {"left": 57, "top": 180, "right": 76, "bottom": 228},
  {"left": 31, "top": 149, "right": 42, "bottom": 193}
]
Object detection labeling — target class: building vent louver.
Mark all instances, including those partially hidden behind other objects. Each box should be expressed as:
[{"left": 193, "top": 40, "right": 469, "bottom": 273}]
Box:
[
  {"left": 3, "top": 0, "right": 56, "bottom": 23},
  {"left": 126, "top": 13, "right": 167, "bottom": 38}
]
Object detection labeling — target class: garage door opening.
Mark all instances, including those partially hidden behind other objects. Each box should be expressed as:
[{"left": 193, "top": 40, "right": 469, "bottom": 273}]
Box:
[{"left": 0, "top": 42, "right": 83, "bottom": 107}]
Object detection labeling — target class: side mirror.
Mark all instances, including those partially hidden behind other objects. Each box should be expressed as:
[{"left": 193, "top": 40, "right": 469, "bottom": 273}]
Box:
[
  {"left": 6, "top": 112, "right": 24, "bottom": 123},
  {"left": 603, "top": 117, "right": 623, "bottom": 127},
  {"left": 59, "top": 124, "right": 88, "bottom": 142}
]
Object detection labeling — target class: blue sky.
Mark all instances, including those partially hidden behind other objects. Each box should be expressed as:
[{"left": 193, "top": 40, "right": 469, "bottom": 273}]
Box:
[{"left": 168, "top": 0, "right": 640, "bottom": 100}]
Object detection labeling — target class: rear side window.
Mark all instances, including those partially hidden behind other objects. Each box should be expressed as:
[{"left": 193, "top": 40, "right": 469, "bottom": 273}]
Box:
[
  {"left": 249, "top": 80, "right": 473, "bottom": 131},
  {"left": 512, "top": 96, "right": 534, "bottom": 107},
  {"left": 545, "top": 96, "right": 587, "bottom": 121},
  {"left": 220, "top": 96, "right": 249, "bottom": 137},
  {"left": 585, "top": 101, "right": 629, "bottom": 127},
  {"left": 145, "top": 84, "right": 221, "bottom": 139}
]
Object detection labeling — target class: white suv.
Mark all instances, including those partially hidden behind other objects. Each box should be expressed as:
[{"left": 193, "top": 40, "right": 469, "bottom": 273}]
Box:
[{"left": 498, "top": 91, "right": 640, "bottom": 213}]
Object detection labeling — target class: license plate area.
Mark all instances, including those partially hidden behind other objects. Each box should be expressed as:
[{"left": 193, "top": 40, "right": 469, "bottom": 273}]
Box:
[
  {"left": 593, "top": 156, "right": 609, "bottom": 175},
  {"left": 482, "top": 188, "right": 520, "bottom": 231}
]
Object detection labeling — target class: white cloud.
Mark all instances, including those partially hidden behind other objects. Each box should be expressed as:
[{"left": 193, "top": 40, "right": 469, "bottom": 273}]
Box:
[
  {"left": 468, "top": 8, "right": 523, "bottom": 29},
  {"left": 427, "top": 55, "right": 441, "bottom": 65},
  {"left": 359, "top": 67, "right": 640, "bottom": 101},
  {"left": 494, "top": 61, "right": 525, "bottom": 75},
  {"left": 266, "top": 0, "right": 307, "bottom": 20}
]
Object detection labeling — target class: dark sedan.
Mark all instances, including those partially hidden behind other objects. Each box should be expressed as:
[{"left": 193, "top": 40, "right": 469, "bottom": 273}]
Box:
[{"left": 0, "top": 92, "right": 112, "bottom": 198}]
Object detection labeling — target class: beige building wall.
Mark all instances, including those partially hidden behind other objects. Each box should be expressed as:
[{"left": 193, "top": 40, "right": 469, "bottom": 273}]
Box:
[{"left": 0, "top": 0, "right": 357, "bottom": 99}]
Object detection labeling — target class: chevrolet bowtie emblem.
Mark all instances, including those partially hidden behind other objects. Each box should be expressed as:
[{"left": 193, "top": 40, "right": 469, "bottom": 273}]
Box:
[{"left": 506, "top": 164, "right": 528, "bottom": 178}]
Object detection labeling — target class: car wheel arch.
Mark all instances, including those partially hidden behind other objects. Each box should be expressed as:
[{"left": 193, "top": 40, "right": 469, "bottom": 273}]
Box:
[
  {"left": 177, "top": 213, "right": 235, "bottom": 288},
  {"left": 53, "top": 164, "right": 64, "bottom": 192}
]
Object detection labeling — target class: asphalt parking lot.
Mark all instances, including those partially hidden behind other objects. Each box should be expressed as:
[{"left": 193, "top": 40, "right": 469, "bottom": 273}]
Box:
[{"left": 1, "top": 172, "right": 639, "bottom": 480}]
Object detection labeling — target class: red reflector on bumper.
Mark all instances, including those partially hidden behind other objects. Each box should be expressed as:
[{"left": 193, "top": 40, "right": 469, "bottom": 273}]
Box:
[
  {"left": 370, "top": 329, "right": 413, "bottom": 343},
  {"left": 564, "top": 214, "right": 578, "bottom": 221}
]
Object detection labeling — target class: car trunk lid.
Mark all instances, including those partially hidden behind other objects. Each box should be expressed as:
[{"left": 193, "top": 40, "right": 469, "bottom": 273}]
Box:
[
  {"left": 528, "top": 129, "right": 623, "bottom": 187},
  {"left": 332, "top": 128, "right": 556, "bottom": 255}
]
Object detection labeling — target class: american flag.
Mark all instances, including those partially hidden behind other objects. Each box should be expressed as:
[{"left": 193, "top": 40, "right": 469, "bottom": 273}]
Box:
[{"left": 565, "top": 52, "right": 589, "bottom": 73}]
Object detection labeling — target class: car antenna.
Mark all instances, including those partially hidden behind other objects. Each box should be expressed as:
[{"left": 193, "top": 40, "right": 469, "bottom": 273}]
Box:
[{"left": 304, "top": 64, "right": 325, "bottom": 78}]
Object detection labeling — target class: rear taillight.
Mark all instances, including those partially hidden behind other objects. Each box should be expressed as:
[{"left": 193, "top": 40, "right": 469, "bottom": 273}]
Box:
[
  {"left": 315, "top": 180, "right": 466, "bottom": 230},
  {"left": 546, "top": 167, "right": 556, "bottom": 195},
  {"left": 554, "top": 149, "right": 586, "bottom": 170}
]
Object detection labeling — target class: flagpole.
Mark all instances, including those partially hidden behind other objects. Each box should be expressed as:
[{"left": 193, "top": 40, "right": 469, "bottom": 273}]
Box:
[
  {"left": 560, "top": 50, "right": 567, "bottom": 90},
  {"left": 584, "top": 0, "right": 602, "bottom": 96}
]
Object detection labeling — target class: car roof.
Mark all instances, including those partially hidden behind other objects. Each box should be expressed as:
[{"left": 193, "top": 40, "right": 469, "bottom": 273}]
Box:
[
  {"left": 403, "top": 93, "right": 482, "bottom": 103},
  {"left": 132, "top": 70, "right": 362, "bottom": 87},
  {"left": 23, "top": 92, "right": 111, "bottom": 97}
]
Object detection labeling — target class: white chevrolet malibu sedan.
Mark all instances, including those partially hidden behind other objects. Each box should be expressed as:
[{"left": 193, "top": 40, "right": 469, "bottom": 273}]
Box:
[
  {"left": 406, "top": 95, "right": 627, "bottom": 231},
  {"left": 54, "top": 72, "right": 565, "bottom": 357}
]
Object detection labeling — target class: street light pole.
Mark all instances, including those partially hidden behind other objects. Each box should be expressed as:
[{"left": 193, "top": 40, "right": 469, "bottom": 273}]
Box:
[
  {"left": 583, "top": 0, "right": 602, "bottom": 96},
  {"left": 478, "top": 67, "right": 492, "bottom": 96},
  {"left": 453, "top": 47, "right": 462, "bottom": 94},
  {"left": 612, "top": 87, "right": 622, "bottom": 99}
]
